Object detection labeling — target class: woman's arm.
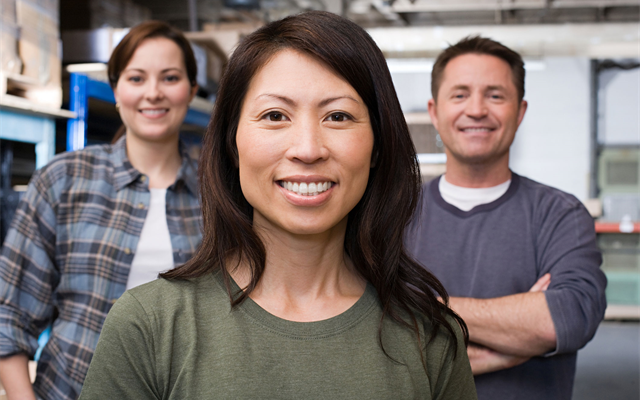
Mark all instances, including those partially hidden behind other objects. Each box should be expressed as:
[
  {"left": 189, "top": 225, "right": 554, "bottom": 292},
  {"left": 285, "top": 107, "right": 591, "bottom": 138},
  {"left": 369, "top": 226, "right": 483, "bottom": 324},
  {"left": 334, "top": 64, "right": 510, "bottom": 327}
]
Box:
[
  {"left": 79, "top": 292, "right": 159, "bottom": 399},
  {"left": 432, "top": 319, "right": 478, "bottom": 400},
  {"left": 0, "top": 354, "right": 35, "bottom": 400},
  {"left": 0, "top": 172, "right": 59, "bottom": 385}
]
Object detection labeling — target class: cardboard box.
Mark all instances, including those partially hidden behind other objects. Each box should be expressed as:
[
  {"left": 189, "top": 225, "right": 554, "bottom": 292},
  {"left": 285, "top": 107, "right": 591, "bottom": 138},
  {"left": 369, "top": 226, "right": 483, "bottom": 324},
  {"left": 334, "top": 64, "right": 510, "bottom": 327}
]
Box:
[
  {"left": 0, "top": 19, "right": 22, "bottom": 74},
  {"left": 1, "top": 0, "right": 17, "bottom": 22},
  {"left": 18, "top": 26, "right": 61, "bottom": 87},
  {"left": 16, "top": 0, "right": 59, "bottom": 36},
  {"left": 17, "top": 0, "right": 57, "bottom": 20}
]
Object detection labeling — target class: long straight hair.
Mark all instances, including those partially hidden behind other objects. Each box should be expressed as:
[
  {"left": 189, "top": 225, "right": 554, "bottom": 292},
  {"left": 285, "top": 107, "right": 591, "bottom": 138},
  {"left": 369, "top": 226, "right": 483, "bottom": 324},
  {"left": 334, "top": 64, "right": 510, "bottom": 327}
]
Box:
[{"left": 162, "top": 11, "right": 467, "bottom": 357}]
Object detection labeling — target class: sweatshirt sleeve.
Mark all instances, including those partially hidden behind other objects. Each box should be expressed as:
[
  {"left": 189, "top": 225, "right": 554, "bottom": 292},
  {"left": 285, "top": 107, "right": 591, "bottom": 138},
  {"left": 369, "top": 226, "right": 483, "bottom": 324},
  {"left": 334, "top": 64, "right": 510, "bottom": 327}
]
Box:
[
  {"left": 79, "top": 291, "right": 160, "bottom": 399},
  {"left": 538, "top": 201, "right": 607, "bottom": 356}
]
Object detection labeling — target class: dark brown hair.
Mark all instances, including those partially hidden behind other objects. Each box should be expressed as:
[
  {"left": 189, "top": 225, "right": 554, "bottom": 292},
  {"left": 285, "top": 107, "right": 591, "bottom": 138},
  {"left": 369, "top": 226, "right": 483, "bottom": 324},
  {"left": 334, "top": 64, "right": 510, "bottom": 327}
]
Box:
[
  {"left": 431, "top": 36, "right": 525, "bottom": 102},
  {"left": 162, "top": 11, "right": 467, "bottom": 358},
  {"left": 108, "top": 20, "right": 198, "bottom": 143}
]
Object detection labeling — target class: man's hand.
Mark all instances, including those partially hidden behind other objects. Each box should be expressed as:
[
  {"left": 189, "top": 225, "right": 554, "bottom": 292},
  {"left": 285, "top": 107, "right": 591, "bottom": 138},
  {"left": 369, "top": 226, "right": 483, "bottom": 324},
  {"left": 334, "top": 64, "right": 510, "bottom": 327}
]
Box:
[
  {"left": 468, "top": 343, "right": 530, "bottom": 375},
  {"left": 529, "top": 273, "right": 551, "bottom": 292}
]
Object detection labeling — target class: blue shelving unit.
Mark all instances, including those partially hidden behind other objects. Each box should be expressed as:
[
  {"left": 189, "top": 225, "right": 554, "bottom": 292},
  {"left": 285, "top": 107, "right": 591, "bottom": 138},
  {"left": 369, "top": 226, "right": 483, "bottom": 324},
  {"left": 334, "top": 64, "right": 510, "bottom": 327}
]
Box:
[
  {"left": 0, "top": 109, "right": 56, "bottom": 168},
  {"left": 66, "top": 73, "right": 212, "bottom": 151}
]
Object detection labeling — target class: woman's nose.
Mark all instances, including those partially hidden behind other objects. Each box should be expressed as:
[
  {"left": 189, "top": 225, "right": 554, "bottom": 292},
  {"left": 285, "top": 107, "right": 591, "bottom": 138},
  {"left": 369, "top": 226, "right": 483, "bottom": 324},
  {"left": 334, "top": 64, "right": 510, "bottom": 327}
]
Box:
[
  {"left": 144, "top": 79, "right": 164, "bottom": 101},
  {"left": 286, "top": 119, "right": 330, "bottom": 164}
]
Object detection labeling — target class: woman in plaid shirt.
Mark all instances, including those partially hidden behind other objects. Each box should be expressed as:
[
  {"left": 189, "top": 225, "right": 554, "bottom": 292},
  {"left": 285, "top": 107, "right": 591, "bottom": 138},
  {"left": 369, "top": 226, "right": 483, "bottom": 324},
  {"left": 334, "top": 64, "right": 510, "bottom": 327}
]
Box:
[{"left": 0, "top": 21, "right": 202, "bottom": 400}]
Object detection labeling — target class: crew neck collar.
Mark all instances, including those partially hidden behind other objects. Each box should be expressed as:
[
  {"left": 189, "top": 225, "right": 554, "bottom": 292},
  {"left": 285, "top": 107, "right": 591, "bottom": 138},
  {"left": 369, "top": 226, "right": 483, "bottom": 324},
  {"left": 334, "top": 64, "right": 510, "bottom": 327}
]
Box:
[
  {"left": 214, "top": 272, "right": 379, "bottom": 339},
  {"left": 430, "top": 172, "right": 521, "bottom": 217}
]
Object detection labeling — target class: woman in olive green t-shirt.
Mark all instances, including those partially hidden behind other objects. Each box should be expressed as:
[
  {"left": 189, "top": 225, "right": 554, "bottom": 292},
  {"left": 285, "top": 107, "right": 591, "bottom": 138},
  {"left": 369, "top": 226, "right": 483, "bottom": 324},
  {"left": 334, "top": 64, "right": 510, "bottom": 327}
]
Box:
[{"left": 80, "top": 11, "right": 477, "bottom": 400}]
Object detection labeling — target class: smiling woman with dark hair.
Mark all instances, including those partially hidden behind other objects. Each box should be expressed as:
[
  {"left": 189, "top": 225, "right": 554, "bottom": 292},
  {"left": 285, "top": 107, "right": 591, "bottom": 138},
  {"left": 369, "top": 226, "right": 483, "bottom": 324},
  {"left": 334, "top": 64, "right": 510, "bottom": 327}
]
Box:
[{"left": 79, "top": 11, "right": 476, "bottom": 400}]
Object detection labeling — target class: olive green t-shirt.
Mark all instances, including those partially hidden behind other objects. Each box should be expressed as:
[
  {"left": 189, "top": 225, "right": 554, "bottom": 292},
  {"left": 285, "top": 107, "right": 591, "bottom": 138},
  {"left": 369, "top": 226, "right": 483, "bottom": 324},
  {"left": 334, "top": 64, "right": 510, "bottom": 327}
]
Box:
[{"left": 79, "top": 272, "right": 476, "bottom": 399}]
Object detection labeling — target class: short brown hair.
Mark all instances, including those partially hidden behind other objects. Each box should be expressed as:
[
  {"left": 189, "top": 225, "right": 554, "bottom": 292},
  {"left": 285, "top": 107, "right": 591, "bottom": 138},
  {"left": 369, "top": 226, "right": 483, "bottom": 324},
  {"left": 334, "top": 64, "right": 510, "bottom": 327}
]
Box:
[
  {"left": 107, "top": 20, "right": 197, "bottom": 89},
  {"left": 431, "top": 36, "right": 525, "bottom": 102}
]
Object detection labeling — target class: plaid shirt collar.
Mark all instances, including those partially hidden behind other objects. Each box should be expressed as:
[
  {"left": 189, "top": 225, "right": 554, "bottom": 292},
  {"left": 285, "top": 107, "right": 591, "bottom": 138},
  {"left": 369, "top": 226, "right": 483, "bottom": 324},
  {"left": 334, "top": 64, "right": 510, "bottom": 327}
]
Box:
[{"left": 110, "top": 136, "right": 199, "bottom": 195}]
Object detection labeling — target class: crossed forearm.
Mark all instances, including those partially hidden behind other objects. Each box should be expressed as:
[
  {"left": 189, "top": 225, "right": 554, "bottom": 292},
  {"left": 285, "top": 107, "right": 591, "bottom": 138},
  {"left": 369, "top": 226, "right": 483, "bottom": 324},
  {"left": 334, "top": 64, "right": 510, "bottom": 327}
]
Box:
[{"left": 449, "top": 292, "right": 556, "bottom": 357}]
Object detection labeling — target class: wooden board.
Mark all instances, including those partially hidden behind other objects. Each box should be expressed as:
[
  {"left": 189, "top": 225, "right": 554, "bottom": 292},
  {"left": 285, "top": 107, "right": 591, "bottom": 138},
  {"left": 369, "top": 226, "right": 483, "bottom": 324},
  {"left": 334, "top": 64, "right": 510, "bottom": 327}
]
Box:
[{"left": 0, "top": 71, "right": 62, "bottom": 109}]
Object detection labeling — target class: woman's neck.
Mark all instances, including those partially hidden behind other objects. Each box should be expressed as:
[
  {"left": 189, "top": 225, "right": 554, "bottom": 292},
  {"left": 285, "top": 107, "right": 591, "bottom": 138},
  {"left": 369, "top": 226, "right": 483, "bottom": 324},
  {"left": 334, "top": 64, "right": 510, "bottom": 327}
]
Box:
[
  {"left": 125, "top": 133, "right": 182, "bottom": 189},
  {"left": 231, "top": 217, "right": 366, "bottom": 322}
]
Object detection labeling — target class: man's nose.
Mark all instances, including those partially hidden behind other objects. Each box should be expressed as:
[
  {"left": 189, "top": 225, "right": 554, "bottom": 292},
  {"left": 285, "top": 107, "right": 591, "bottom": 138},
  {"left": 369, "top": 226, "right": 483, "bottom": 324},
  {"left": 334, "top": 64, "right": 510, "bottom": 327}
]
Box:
[{"left": 465, "top": 93, "right": 488, "bottom": 119}]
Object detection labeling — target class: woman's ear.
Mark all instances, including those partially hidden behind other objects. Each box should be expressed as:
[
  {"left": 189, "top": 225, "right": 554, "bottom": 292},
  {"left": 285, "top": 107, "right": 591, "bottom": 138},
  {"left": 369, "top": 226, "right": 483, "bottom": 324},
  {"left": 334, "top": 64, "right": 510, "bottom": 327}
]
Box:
[{"left": 370, "top": 147, "right": 378, "bottom": 168}]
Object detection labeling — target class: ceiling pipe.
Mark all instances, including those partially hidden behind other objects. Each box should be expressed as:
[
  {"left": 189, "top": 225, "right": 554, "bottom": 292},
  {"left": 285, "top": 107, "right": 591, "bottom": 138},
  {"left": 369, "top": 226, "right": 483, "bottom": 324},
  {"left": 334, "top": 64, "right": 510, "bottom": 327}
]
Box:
[{"left": 188, "top": 0, "right": 198, "bottom": 31}]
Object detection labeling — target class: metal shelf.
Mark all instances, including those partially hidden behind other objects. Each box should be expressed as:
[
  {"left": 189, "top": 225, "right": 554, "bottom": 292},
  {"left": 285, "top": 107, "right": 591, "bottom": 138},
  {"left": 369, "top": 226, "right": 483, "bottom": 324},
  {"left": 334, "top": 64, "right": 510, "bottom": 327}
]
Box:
[{"left": 0, "top": 95, "right": 75, "bottom": 168}]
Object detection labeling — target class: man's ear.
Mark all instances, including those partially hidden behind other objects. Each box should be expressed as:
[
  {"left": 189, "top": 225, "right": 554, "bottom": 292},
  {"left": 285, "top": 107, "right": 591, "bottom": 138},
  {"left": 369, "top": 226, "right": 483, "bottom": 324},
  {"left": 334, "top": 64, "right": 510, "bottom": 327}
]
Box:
[
  {"left": 516, "top": 100, "right": 528, "bottom": 127},
  {"left": 427, "top": 98, "right": 439, "bottom": 131}
]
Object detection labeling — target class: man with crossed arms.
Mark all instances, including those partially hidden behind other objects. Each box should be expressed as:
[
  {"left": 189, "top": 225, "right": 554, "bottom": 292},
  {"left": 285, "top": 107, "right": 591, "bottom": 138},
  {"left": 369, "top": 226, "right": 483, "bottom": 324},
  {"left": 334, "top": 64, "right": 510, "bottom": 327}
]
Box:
[{"left": 405, "top": 36, "right": 607, "bottom": 400}]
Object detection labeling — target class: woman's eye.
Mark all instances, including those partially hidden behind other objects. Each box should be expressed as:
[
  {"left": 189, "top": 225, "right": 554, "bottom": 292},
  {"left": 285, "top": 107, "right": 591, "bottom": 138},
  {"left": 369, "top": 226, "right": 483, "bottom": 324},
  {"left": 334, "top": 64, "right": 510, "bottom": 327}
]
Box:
[
  {"left": 165, "top": 75, "right": 180, "bottom": 82},
  {"left": 128, "top": 76, "right": 142, "bottom": 83},
  {"left": 326, "top": 113, "right": 350, "bottom": 122},
  {"left": 265, "top": 112, "right": 287, "bottom": 121}
]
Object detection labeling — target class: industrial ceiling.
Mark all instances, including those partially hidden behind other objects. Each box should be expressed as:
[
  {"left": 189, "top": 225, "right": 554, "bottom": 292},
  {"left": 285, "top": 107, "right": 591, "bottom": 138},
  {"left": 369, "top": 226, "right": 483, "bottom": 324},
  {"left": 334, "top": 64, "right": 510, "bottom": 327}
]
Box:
[{"left": 131, "top": 0, "right": 639, "bottom": 30}]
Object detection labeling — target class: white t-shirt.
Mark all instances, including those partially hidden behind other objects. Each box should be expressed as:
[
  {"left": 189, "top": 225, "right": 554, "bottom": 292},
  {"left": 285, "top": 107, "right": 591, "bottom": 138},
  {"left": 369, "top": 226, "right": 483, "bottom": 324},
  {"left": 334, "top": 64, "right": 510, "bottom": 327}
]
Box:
[
  {"left": 439, "top": 174, "right": 511, "bottom": 212},
  {"left": 126, "top": 188, "right": 173, "bottom": 290}
]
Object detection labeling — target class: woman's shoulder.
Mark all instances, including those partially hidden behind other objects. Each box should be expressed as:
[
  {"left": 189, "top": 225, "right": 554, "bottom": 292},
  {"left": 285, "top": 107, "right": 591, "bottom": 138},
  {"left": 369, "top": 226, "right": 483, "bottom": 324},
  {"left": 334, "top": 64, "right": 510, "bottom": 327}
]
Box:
[
  {"left": 114, "top": 274, "right": 229, "bottom": 324},
  {"left": 31, "top": 143, "right": 115, "bottom": 190}
]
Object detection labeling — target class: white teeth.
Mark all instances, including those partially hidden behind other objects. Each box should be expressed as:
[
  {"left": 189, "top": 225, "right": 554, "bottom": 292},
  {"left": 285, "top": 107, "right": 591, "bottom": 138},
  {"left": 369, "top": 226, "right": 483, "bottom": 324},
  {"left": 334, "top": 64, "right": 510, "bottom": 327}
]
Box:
[
  {"left": 463, "top": 127, "right": 490, "bottom": 132},
  {"left": 280, "top": 181, "right": 333, "bottom": 196},
  {"left": 141, "top": 109, "right": 168, "bottom": 115}
]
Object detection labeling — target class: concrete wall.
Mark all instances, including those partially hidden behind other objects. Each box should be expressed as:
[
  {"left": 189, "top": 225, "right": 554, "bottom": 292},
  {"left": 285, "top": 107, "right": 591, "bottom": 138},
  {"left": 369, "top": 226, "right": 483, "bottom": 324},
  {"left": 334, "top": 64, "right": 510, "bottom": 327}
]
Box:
[
  {"left": 510, "top": 57, "right": 592, "bottom": 201},
  {"left": 599, "top": 65, "right": 640, "bottom": 145}
]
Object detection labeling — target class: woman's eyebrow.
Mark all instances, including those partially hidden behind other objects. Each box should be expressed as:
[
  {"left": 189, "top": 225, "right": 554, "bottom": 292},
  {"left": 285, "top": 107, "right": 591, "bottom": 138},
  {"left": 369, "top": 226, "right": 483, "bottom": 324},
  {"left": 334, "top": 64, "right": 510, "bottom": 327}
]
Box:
[
  {"left": 255, "top": 93, "right": 297, "bottom": 107},
  {"left": 319, "top": 96, "right": 360, "bottom": 107}
]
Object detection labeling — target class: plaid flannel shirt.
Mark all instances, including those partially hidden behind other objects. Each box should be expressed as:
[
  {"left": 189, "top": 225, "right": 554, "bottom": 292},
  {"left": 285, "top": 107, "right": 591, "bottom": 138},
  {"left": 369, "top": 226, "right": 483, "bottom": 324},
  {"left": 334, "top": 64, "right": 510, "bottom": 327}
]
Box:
[{"left": 0, "top": 137, "right": 202, "bottom": 400}]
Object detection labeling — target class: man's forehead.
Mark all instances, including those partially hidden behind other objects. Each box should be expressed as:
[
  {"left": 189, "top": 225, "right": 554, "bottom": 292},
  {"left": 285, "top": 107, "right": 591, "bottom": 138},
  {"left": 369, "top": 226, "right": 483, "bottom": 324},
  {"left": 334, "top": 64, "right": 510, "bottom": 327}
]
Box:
[{"left": 440, "top": 53, "right": 515, "bottom": 90}]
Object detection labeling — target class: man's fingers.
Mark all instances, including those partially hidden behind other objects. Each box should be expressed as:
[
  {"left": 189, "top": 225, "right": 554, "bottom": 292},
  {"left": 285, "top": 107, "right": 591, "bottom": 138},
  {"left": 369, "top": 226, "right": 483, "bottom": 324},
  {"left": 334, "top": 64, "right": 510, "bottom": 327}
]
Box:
[{"left": 529, "top": 273, "right": 551, "bottom": 292}]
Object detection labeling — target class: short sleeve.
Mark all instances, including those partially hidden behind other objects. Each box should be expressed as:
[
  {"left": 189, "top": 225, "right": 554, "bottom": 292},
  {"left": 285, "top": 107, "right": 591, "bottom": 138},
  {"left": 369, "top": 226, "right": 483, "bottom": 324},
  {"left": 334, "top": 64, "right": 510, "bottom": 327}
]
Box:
[
  {"left": 79, "top": 292, "right": 159, "bottom": 399},
  {"left": 431, "top": 321, "right": 477, "bottom": 400}
]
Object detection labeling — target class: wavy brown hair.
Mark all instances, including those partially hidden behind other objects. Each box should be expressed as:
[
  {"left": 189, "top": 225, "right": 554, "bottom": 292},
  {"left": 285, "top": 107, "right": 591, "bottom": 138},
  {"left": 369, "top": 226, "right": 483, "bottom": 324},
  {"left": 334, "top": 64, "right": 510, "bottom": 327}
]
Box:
[{"left": 162, "top": 11, "right": 468, "bottom": 358}]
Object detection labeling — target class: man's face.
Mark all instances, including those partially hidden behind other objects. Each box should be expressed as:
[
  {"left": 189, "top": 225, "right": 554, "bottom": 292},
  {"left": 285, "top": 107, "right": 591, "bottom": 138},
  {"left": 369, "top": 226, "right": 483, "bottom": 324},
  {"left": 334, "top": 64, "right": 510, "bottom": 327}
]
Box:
[{"left": 428, "top": 53, "right": 527, "bottom": 167}]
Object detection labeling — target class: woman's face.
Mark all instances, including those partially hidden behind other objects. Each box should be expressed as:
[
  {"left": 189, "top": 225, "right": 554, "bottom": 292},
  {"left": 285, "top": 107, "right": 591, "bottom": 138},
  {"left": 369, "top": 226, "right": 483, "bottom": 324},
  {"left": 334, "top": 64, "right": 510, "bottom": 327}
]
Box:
[
  {"left": 236, "top": 49, "right": 374, "bottom": 237},
  {"left": 113, "top": 37, "right": 196, "bottom": 144}
]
